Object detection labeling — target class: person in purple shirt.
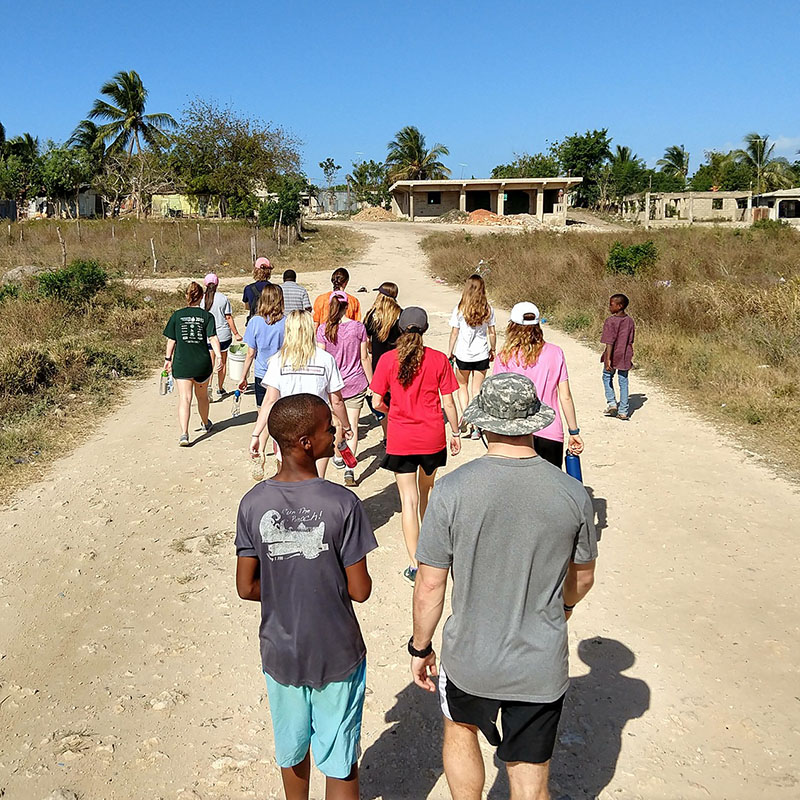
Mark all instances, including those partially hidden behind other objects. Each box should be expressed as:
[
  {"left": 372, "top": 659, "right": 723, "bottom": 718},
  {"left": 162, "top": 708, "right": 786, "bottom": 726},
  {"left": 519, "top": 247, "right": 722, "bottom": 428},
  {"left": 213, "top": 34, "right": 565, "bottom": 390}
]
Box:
[
  {"left": 316, "top": 291, "right": 373, "bottom": 486},
  {"left": 601, "top": 293, "right": 636, "bottom": 420}
]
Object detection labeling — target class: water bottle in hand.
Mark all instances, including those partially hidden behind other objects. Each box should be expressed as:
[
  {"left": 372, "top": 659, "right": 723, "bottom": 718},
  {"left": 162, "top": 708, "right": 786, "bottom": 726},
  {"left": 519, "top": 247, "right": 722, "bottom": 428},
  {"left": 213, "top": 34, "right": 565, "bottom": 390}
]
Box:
[
  {"left": 167, "top": 375, "right": 174, "bottom": 393},
  {"left": 231, "top": 389, "right": 241, "bottom": 418},
  {"left": 565, "top": 452, "right": 583, "bottom": 482},
  {"left": 159, "top": 370, "right": 169, "bottom": 396},
  {"left": 337, "top": 441, "right": 358, "bottom": 469},
  {"left": 250, "top": 452, "right": 265, "bottom": 482}
]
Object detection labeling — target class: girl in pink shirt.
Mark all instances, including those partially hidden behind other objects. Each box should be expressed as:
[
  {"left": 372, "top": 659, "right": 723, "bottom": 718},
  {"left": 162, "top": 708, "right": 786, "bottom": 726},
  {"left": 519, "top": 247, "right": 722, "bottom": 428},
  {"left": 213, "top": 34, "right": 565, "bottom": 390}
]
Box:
[{"left": 493, "top": 302, "right": 584, "bottom": 468}]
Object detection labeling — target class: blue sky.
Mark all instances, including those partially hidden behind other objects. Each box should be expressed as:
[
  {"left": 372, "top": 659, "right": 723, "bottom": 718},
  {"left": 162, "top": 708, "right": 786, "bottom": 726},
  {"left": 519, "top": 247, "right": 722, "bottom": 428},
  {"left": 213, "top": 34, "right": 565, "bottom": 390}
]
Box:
[{"left": 2, "top": 0, "right": 798, "bottom": 183}]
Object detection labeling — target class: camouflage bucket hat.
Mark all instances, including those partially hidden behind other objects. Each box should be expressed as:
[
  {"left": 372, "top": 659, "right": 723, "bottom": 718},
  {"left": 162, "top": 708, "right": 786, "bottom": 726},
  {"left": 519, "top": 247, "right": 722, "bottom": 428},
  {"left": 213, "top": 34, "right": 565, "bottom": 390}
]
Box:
[{"left": 462, "top": 373, "right": 556, "bottom": 436}]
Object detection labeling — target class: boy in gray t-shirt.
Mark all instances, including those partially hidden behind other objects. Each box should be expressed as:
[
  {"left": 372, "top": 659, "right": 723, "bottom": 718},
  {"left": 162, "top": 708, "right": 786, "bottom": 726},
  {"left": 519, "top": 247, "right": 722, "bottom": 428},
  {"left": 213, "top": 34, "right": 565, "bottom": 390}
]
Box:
[{"left": 236, "top": 393, "right": 377, "bottom": 799}]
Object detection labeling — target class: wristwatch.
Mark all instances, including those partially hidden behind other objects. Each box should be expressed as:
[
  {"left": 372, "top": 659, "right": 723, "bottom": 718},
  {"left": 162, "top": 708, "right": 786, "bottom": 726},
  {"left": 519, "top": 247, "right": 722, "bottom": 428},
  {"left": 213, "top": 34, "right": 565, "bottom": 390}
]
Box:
[
  {"left": 407, "top": 636, "right": 433, "bottom": 658},
  {"left": 568, "top": 427, "right": 580, "bottom": 435}
]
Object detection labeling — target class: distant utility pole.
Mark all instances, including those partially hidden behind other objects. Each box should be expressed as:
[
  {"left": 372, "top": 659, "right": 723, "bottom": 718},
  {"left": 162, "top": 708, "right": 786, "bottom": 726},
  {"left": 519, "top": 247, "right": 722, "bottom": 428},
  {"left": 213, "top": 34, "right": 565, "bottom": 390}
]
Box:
[{"left": 459, "top": 163, "right": 468, "bottom": 180}]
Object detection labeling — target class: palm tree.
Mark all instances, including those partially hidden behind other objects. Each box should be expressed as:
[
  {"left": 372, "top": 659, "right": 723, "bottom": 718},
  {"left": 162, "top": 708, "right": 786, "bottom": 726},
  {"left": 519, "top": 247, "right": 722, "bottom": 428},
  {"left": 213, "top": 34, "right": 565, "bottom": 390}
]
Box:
[
  {"left": 6, "top": 133, "right": 40, "bottom": 162},
  {"left": 386, "top": 125, "right": 450, "bottom": 181},
  {"left": 657, "top": 144, "right": 690, "bottom": 180},
  {"left": 69, "top": 120, "right": 105, "bottom": 155},
  {"left": 88, "top": 70, "right": 176, "bottom": 157},
  {"left": 0, "top": 121, "right": 5, "bottom": 156},
  {"left": 734, "top": 133, "right": 792, "bottom": 194},
  {"left": 609, "top": 145, "right": 637, "bottom": 166}
]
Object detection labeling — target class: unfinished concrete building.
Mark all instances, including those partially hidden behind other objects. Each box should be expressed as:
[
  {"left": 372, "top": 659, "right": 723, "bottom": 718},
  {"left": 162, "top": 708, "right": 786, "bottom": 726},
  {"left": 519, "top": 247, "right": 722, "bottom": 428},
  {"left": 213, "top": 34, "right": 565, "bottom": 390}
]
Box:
[
  {"left": 389, "top": 177, "right": 583, "bottom": 225},
  {"left": 621, "top": 190, "right": 753, "bottom": 225}
]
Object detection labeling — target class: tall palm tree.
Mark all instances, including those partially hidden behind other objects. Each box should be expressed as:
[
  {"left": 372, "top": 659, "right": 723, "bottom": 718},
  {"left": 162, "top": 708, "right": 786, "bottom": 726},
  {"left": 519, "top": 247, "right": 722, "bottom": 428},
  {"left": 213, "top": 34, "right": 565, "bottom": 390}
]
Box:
[
  {"left": 6, "top": 133, "right": 40, "bottom": 162},
  {"left": 609, "top": 145, "right": 637, "bottom": 166},
  {"left": 734, "top": 133, "right": 792, "bottom": 194},
  {"left": 386, "top": 125, "right": 450, "bottom": 181},
  {"left": 657, "top": 144, "right": 690, "bottom": 180},
  {"left": 88, "top": 70, "right": 176, "bottom": 157},
  {"left": 68, "top": 120, "right": 105, "bottom": 156}
]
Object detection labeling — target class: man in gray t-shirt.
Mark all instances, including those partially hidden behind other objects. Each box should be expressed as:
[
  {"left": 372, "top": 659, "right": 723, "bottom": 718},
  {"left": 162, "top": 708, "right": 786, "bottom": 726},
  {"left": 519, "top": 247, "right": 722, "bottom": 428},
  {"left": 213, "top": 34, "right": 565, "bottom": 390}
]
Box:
[{"left": 410, "top": 373, "right": 597, "bottom": 798}]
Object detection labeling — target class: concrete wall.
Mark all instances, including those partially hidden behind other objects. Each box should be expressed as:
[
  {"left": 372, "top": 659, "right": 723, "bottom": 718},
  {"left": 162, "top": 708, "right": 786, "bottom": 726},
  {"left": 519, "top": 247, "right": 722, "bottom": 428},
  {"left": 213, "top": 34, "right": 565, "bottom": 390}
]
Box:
[{"left": 411, "top": 190, "right": 460, "bottom": 217}]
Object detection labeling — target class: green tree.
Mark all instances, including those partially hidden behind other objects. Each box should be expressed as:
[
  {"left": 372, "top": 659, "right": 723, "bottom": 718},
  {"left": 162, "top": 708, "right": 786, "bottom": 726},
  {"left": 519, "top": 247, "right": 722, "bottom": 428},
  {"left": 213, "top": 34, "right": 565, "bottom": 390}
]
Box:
[
  {"left": 491, "top": 151, "right": 560, "bottom": 179},
  {"left": 170, "top": 98, "right": 301, "bottom": 217},
  {"left": 657, "top": 144, "right": 690, "bottom": 184},
  {"left": 0, "top": 133, "right": 42, "bottom": 219},
  {"left": 89, "top": 70, "right": 176, "bottom": 157},
  {"left": 40, "top": 146, "right": 93, "bottom": 218},
  {"left": 68, "top": 120, "right": 106, "bottom": 169},
  {"left": 554, "top": 129, "right": 611, "bottom": 206},
  {"left": 690, "top": 150, "right": 754, "bottom": 192},
  {"left": 734, "top": 133, "right": 792, "bottom": 194},
  {"left": 386, "top": 125, "right": 450, "bottom": 181},
  {"left": 604, "top": 146, "right": 648, "bottom": 207},
  {"left": 346, "top": 159, "right": 389, "bottom": 206},
  {"left": 0, "top": 121, "right": 5, "bottom": 156},
  {"left": 319, "top": 157, "right": 341, "bottom": 210}
]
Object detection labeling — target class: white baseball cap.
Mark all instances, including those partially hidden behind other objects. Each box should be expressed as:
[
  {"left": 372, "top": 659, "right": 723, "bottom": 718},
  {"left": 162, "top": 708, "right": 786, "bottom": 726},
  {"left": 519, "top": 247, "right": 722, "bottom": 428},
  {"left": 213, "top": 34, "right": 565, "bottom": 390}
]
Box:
[{"left": 510, "top": 302, "right": 541, "bottom": 325}]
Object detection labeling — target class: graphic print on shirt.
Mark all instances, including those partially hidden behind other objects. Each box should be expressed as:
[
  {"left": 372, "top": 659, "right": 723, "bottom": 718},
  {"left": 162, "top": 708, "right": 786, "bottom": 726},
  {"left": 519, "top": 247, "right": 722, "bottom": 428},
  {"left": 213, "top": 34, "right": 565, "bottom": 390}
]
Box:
[
  {"left": 280, "top": 364, "right": 326, "bottom": 377},
  {"left": 259, "top": 508, "right": 329, "bottom": 561},
  {"left": 180, "top": 315, "right": 207, "bottom": 343}
]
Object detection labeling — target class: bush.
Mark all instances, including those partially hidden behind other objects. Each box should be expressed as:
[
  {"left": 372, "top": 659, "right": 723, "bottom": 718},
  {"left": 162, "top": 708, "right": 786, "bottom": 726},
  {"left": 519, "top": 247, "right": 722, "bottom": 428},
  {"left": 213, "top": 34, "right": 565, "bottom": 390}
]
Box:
[
  {"left": 561, "top": 311, "right": 592, "bottom": 332},
  {"left": 259, "top": 184, "right": 302, "bottom": 228},
  {"left": 0, "top": 345, "right": 58, "bottom": 394},
  {"left": 752, "top": 218, "right": 791, "bottom": 233},
  {"left": 227, "top": 193, "right": 259, "bottom": 219},
  {"left": 37, "top": 259, "right": 108, "bottom": 305},
  {"left": 0, "top": 283, "right": 20, "bottom": 304},
  {"left": 606, "top": 240, "right": 658, "bottom": 275}
]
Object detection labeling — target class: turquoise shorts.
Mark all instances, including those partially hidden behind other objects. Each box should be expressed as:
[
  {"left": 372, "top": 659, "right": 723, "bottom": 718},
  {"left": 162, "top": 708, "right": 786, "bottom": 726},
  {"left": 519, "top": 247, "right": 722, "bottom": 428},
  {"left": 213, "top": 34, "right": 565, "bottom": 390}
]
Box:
[{"left": 264, "top": 659, "right": 366, "bottom": 779}]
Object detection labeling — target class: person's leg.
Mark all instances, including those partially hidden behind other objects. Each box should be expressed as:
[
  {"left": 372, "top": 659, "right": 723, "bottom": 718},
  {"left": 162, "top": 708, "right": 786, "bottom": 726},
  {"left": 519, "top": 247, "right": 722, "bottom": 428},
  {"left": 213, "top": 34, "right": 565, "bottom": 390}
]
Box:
[
  {"left": 602, "top": 369, "right": 617, "bottom": 410},
  {"left": 617, "top": 369, "right": 630, "bottom": 417},
  {"left": 506, "top": 760, "right": 550, "bottom": 800},
  {"left": 194, "top": 379, "right": 211, "bottom": 425},
  {"left": 533, "top": 437, "right": 563, "bottom": 469},
  {"left": 279, "top": 751, "right": 311, "bottom": 800},
  {"left": 218, "top": 350, "right": 228, "bottom": 392},
  {"left": 442, "top": 717, "right": 485, "bottom": 800},
  {"left": 325, "top": 764, "right": 359, "bottom": 800},
  {"left": 471, "top": 369, "right": 487, "bottom": 402},
  {"left": 347, "top": 405, "right": 361, "bottom": 458},
  {"left": 455, "top": 369, "right": 470, "bottom": 419},
  {"left": 418, "top": 467, "right": 438, "bottom": 523},
  {"left": 394, "top": 471, "right": 421, "bottom": 566},
  {"left": 176, "top": 379, "right": 193, "bottom": 436}
]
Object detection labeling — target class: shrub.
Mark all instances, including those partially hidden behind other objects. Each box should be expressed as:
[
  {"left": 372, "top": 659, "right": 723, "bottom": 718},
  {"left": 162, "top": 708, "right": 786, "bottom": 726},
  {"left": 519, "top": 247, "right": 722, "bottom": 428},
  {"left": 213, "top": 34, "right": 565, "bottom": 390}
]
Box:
[
  {"left": 0, "top": 283, "right": 20, "bottom": 304},
  {"left": 37, "top": 259, "right": 108, "bottom": 305},
  {"left": 82, "top": 343, "right": 139, "bottom": 377},
  {"left": 0, "top": 345, "right": 58, "bottom": 394},
  {"left": 561, "top": 311, "right": 592, "bottom": 332},
  {"left": 606, "top": 240, "right": 658, "bottom": 275},
  {"left": 751, "top": 218, "right": 791, "bottom": 233}
]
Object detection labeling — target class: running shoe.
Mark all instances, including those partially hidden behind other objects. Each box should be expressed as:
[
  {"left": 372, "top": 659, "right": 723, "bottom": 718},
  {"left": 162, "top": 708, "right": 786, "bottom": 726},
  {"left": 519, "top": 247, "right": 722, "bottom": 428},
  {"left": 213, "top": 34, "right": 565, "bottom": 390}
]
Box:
[
  {"left": 403, "top": 566, "right": 418, "bottom": 584},
  {"left": 470, "top": 427, "right": 481, "bottom": 440},
  {"left": 215, "top": 389, "right": 225, "bottom": 400},
  {"left": 202, "top": 419, "right": 213, "bottom": 433},
  {"left": 332, "top": 454, "right": 345, "bottom": 469},
  {"left": 603, "top": 405, "right": 618, "bottom": 417},
  {"left": 178, "top": 434, "right": 190, "bottom": 447},
  {"left": 344, "top": 469, "right": 356, "bottom": 487}
]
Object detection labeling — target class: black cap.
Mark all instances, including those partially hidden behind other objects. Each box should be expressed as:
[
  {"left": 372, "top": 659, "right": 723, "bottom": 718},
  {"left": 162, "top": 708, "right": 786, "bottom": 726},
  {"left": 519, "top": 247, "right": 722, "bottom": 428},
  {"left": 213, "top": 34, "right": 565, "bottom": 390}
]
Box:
[{"left": 398, "top": 306, "right": 428, "bottom": 334}]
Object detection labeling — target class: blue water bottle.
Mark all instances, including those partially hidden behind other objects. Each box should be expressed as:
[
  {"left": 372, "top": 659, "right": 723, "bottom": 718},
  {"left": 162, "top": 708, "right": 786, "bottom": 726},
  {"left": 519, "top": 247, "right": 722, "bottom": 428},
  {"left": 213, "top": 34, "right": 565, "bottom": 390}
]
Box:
[{"left": 565, "top": 452, "right": 583, "bottom": 482}]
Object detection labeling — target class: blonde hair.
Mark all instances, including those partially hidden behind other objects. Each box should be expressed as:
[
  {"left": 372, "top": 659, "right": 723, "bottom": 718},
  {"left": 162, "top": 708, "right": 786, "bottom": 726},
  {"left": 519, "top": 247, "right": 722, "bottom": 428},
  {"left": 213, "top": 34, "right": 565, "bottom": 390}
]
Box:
[
  {"left": 396, "top": 331, "right": 425, "bottom": 387},
  {"left": 458, "top": 274, "right": 491, "bottom": 327},
  {"left": 498, "top": 320, "right": 545, "bottom": 367},
  {"left": 257, "top": 283, "right": 284, "bottom": 323},
  {"left": 365, "top": 282, "right": 401, "bottom": 342},
  {"left": 280, "top": 310, "right": 317, "bottom": 370},
  {"left": 186, "top": 281, "right": 204, "bottom": 305}
]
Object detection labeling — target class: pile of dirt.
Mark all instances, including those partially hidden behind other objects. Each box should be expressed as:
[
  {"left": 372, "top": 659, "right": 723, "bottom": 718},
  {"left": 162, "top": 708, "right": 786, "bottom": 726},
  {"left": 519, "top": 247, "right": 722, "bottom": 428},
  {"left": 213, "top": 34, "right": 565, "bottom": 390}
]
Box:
[
  {"left": 352, "top": 207, "right": 399, "bottom": 222},
  {"left": 465, "top": 209, "right": 519, "bottom": 226},
  {"left": 433, "top": 209, "right": 469, "bottom": 224}
]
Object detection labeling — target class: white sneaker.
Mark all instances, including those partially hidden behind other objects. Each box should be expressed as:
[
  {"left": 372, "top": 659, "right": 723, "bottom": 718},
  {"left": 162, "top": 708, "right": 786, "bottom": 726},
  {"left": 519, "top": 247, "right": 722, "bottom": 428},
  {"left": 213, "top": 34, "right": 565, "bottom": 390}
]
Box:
[{"left": 333, "top": 455, "right": 345, "bottom": 469}]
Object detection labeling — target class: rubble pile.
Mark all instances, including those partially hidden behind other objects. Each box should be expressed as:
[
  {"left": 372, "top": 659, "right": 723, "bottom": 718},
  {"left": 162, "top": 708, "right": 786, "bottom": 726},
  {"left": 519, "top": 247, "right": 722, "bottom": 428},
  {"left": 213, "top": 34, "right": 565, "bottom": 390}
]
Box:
[{"left": 352, "top": 207, "right": 399, "bottom": 222}]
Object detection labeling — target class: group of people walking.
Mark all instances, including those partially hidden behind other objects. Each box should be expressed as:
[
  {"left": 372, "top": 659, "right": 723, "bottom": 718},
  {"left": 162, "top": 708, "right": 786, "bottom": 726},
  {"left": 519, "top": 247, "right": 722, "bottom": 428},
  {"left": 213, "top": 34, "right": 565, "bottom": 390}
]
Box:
[{"left": 163, "top": 259, "right": 637, "bottom": 799}]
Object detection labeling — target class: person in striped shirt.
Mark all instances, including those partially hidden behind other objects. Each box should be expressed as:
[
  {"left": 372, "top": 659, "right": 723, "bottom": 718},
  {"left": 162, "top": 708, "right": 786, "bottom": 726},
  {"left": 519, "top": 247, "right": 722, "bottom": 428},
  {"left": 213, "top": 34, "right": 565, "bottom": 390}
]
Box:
[{"left": 280, "top": 269, "right": 312, "bottom": 313}]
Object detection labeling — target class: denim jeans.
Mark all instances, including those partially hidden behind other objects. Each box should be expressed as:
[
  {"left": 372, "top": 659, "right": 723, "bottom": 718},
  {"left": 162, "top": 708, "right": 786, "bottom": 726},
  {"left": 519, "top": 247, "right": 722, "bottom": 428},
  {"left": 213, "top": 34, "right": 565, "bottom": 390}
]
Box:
[{"left": 603, "top": 369, "right": 630, "bottom": 415}]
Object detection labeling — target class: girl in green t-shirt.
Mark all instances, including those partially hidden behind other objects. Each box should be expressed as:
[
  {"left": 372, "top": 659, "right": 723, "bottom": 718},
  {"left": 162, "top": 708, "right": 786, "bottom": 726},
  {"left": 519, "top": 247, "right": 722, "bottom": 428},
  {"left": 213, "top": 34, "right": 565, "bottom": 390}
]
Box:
[{"left": 163, "top": 281, "right": 222, "bottom": 446}]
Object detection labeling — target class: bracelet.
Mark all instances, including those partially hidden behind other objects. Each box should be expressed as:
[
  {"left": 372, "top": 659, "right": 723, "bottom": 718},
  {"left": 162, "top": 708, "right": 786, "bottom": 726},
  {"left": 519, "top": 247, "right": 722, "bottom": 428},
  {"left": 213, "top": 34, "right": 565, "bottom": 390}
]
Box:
[
  {"left": 407, "top": 636, "right": 434, "bottom": 658},
  {"left": 251, "top": 434, "right": 260, "bottom": 438},
  {"left": 563, "top": 603, "right": 575, "bottom": 611},
  {"left": 568, "top": 428, "right": 580, "bottom": 435},
  {"left": 451, "top": 432, "right": 461, "bottom": 438},
  {"left": 164, "top": 356, "right": 172, "bottom": 361}
]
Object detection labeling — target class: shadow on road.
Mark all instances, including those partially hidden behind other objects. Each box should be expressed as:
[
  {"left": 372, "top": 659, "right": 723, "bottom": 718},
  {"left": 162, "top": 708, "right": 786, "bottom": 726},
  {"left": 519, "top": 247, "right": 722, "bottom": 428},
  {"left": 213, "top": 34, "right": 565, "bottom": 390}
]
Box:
[
  {"left": 361, "top": 683, "right": 443, "bottom": 799},
  {"left": 627, "top": 393, "right": 648, "bottom": 416},
  {"left": 584, "top": 486, "right": 608, "bottom": 540},
  {"left": 361, "top": 481, "right": 401, "bottom": 533}
]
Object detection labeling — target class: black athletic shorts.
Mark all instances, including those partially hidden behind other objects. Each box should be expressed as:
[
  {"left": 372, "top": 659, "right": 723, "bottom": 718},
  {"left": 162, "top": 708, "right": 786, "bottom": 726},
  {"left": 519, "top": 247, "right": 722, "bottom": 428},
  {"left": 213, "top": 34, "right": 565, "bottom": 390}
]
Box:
[
  {"left": 381, "top": 448, "right": 447, "bottom": 476},
  {"left": 534, "top": 436, "right": 564, "bottom": 469},
  {"left": 438, "top": 665, "right": 565, "bottom": 764},
  {"left": 455, "top": 356, "right": 490, "bottom": 372},
  {"left": 207, "top": 338, "right": 232, "bottom": 352}
]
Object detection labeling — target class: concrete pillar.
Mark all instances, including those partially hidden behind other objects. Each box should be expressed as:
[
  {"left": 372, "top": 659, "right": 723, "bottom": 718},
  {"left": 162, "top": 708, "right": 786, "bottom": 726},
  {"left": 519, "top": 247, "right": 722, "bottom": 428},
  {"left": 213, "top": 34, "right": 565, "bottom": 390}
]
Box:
[
  {"left": 644, "top": 192, "right": 651, "bottom": 228},
  {"left": 746, "top": 191, "right": 753, "bottom": 223},
  {"left": 688, "top": 193, "right": 694, "bottom": 224},
  {"left": 459, "top": 186, "right": 467, "bottom": 213},
  {"left": 409, "top": 191, "right": 415, "bottom": 221},
  {"left": 537, "top": 186, "right": 546, "bottom": 222},
  {"left": 497, "top": 185, "right": 505, "bottom": 216}
]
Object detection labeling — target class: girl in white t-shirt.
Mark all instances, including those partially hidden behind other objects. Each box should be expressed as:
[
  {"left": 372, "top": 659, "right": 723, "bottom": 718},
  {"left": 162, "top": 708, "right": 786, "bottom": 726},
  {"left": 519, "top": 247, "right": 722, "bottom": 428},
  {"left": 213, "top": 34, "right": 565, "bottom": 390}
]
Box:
[
  {"left": 446, "top": 273, "right": 496, "bottom": 438},
  {"left": 249, "top": 310, "right": 352, "bottom": 478}
]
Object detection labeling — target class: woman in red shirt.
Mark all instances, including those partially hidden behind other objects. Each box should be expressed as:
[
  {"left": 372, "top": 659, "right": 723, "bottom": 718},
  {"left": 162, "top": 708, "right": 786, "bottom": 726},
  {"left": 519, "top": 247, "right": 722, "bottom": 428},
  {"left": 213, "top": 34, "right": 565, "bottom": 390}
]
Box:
[{"left": 370, "top": 307, "right": 461, "bottom": 583}]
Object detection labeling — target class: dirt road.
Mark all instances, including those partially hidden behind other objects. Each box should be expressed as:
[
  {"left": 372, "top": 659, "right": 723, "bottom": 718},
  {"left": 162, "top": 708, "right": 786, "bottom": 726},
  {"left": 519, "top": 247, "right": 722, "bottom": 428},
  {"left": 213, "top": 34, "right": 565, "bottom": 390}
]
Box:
[{"left": 1, "top": 221, "right": 798, "bottom": 800}]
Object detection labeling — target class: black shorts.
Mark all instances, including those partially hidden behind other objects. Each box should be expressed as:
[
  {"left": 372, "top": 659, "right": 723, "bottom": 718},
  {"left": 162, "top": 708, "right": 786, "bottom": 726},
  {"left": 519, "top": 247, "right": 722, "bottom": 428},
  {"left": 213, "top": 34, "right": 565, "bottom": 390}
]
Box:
[
  {"left": 208, "top": 338, "right": 232, "bottom": 352},
  {"left": 534, "top": 436, "right": 564, "bottom": 469},
  {"left": 254, "top": 376, "right": 266, "bottom": 407},
  {"left": 381, "top": 448, "right": 446, "bottom": 476},
  {"left": 438, "top": 666, "right": 565, "bottom": 764},
  {"left": 455, "top": 356, "right": 490, "bottom": 372}
]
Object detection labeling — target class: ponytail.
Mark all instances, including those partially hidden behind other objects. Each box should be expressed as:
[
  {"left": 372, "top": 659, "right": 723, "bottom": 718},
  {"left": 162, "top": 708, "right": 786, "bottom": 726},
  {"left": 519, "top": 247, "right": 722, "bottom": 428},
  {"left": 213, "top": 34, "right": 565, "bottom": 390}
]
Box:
[
  {"left": 396, "top": 331, "right": 424, "bottom": 387},
  {"left": 203, "top": 282, "right": 217, "bottom": 312},
  {"left": 331, "top": 267, "right": 349, "bottom": 291},
  {"left": 325, "top": 293, "right": 348, "bottom": 345}
]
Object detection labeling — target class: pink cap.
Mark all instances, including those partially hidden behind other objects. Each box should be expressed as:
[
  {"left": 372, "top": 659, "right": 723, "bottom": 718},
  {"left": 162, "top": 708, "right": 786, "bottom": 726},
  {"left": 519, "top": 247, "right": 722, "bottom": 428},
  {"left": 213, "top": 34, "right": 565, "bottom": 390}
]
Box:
[
  {"left": 254, "top": 257, "right": 272, "bottom": 270},
  {"left": 204, "top": 272, "right": 219, "bottom": 286}
]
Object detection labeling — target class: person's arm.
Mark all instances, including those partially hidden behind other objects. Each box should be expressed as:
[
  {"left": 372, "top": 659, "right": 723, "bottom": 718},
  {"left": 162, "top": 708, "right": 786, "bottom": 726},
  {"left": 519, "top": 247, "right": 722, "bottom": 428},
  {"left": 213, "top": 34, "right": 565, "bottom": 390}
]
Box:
[
  {"left": 251, "top": 385, "right": 280, "bottom": 455},
  {"left": 372, "top": 391, "right": 388, "bottom": 413},
  {"left": 446, "top": 327, "right": 458, "bottom": 361},
  {"left": 557, "top": 379, "right": 584, "bottom": 454},
  {"left": 411, "top": 564, "right": 449, "bottom": 692},
  {"left": 360, "top": 339, "right": 373, "bottom": 383},
  {"left": 330, "top": 390, "right": 353, "bottom": 438},
  {"left": 562, "top": 560, "right": 596, "bottom": 620},
  {"left": 488, "top": 325, "right": 497, "bottom": 361},
  {"left": 603, "top": 343, "right": 613, "bottom": 373},
  {"left": 226, "top": 314, "right": 242, "bottom": 341},
  {"left": 236, "top": 556, "right": 261, "bottom": 601},
  {"left": 164, "top": 338, "right": 176, "bottom": 373},
  {"left": 345, "top": 557, "right": 372, "bottom": 602},
  {"left": 238, "top": 346, "right": 256, "bottom": 390},
  {"left": 209, "top": 335, "right": 222, "bottom": 370},
  {"left": 441, "top": 392, "right": 461, "bottom": 455}
]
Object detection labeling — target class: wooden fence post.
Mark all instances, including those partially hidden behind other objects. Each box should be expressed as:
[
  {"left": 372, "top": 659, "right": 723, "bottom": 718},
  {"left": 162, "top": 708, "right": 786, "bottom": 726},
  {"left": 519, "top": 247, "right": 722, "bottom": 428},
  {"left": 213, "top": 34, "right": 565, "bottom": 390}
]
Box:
[
  {"left": 111, "top": 223, "right": 115, "bottom": 240},
  {"left": 277, "top": 210, "right": 283, "bottom": 254},
  {"left": 56, "top": 227, "right": 67, "bottom": 268},
  {"left": 76, "top": 219, "right": 82, "bottom": 243},
  {"left": 250, "top": 235, "right": 256, "bottom": 266},
  {"left": 196, "top": 222, "right": 201, "bottom": 249},
  {"left": 150, "top": 238, "right": 158, "bottom": 274}
]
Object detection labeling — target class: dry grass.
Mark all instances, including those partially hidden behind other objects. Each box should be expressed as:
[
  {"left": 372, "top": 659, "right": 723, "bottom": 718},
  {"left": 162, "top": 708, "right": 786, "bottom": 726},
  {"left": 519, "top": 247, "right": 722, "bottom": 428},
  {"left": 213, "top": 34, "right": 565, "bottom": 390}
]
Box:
[
  {"left": 422, "top": 225, "right": 800, "bottom": 471},
  {"left": 0, "top": 219, "right": 366, "bottom": 279}
]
